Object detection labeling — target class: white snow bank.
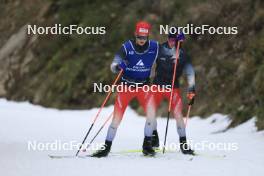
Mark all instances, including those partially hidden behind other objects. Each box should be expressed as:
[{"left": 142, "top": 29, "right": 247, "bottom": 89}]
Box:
[{"left": 0, "top": 99, "right": 263, "bottom": 176}]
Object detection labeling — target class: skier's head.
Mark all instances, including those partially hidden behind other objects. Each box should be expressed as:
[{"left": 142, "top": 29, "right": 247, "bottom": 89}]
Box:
[
  {"left": 135, "top": 21, "right": 151, "bottom": 46},
  {"left": 167, "top": 32, "right": 177, "bottom": 48},
  {"left": 167, "top": 31, "right": 185, "bottom": 48}
]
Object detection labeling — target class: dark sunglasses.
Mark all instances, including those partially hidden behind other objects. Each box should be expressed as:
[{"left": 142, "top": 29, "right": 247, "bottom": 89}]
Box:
[
  {"left": 168, "top": 38, "right": 177, "bottom": 42},
  {"left": 136, "top": 36, "right": 148, "bottom": 40}
]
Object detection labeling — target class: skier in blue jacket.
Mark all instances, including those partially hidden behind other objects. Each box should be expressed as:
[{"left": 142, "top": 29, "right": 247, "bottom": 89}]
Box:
[{"left": 92, "top": 21, "right": 159, "bottom": 157}]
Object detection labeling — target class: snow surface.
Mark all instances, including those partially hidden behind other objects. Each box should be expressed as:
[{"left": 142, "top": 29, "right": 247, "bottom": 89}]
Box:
[{"left": 0, "top": 99, "right": 263, "bottom": 176}]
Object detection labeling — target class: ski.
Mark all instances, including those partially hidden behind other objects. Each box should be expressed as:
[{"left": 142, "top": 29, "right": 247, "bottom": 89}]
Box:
[
  {"left": 48, "top": 155, "right": 90, "bottom": 159},
  {"left": 49, "top": 149, "right": 226, "bottom": 159},
  {"left": 116, "top": 149, "right": 226, "bottom": 158},
  {"left": 194, "top": 152, "right": 227, "bottom": 159}
]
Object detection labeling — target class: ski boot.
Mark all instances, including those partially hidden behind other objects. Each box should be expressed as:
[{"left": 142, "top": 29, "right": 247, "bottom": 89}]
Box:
[
  {"left": 142, "top": 136, "right": 156, "bottom": 156},
  {"left": 91, "top": 140, "right": 112, "bottom": 157},
  {"left": 152, "top": 130, "right": 160, "bottom": 148},
  {"left": 179, "top": 137, "right": 195, "bottom": 155}
]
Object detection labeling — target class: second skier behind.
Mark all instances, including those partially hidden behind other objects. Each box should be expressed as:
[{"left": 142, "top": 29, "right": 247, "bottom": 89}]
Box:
[{"left": 147, "top": 32, "right": 196, "bottom": 155}]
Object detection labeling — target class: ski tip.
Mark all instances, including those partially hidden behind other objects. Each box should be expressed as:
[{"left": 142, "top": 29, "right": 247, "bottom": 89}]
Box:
[
  {"left": 142, "top": 153, "right": 156, "bottom": 158},
  {"left": 48, "top": 155, "right": 83, "bottom": 159},
  {"left": 189, "top": 157, "right": 194, "bottom": 161},
  {"left": 193, "top": 152, "right": 227, "bottom": 158}
]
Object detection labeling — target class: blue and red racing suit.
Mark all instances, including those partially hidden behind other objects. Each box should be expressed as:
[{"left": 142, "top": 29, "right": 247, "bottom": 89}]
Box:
[{"left": 106, "top": 39, "right": 159, "bottom": 141}]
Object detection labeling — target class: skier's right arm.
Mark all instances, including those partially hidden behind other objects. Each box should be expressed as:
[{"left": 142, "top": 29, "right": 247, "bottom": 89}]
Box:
[
  {"left": 110, "top": 46, "right": 127, "bottom": 73},
  {"left": 183, "top": 52, "right": 196, "bottom": 105}
]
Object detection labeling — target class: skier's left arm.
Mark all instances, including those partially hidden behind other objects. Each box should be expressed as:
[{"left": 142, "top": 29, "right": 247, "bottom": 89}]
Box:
[{"left": 183, "top": 51, "right": 196, "bottom": 105}]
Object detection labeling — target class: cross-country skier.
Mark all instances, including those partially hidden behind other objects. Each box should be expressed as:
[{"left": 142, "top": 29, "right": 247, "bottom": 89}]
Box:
[
  {"left": 92, "top": 21, "right": 159, "bottom": 157},
  {"left": 147, "top": 32, "right": 196, "bottom": 155}
]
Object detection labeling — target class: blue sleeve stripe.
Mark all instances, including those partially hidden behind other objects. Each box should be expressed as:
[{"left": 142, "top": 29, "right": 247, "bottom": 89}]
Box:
[{"left": 122, "top": 44, "right": 127, "bottom": 57}]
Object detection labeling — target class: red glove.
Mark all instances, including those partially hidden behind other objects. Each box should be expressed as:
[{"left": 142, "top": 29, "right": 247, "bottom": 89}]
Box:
[
  {"left": 187, "top": 92, "right": 195, "bottom": 100},
  {"left": 187, "top": 92, "right": 195, "bottom": 105}
]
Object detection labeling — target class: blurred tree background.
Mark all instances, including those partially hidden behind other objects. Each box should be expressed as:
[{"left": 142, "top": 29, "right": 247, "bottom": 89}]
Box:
[{"left": 0, "top": 0, "right": 263, "bottom": 130}]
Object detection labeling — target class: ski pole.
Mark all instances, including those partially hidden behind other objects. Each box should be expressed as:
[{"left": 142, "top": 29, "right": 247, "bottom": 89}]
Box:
[
  {"left": 184, "top": 98, "right": 194, "bottom": 127},
  {"left": 82, "top": 111, "right": 113, "bottom": 152},
  {"left": 75, "top": 70, "right": 123, "bottom": 156},
  {"left": 163, "top": 41, "right": 181, "bottom": 154}
]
